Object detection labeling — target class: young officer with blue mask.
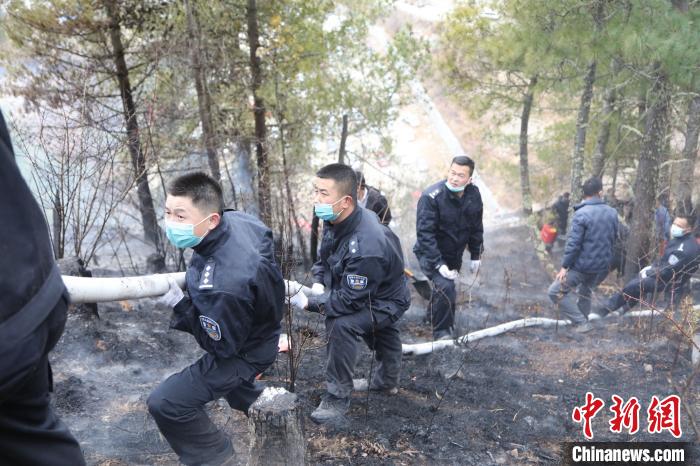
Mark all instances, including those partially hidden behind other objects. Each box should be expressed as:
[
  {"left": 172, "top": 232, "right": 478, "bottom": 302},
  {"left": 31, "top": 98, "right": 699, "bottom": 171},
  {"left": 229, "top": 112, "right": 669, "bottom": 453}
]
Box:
[
  {"left": 148, "top": 172, "right": 284, "bottom": 466},
  {"left": 413, "top": 156, "right": 484, "bottom": 340},
  {"left": 288, "top": 163, "right": 410, "bottom": 425}
]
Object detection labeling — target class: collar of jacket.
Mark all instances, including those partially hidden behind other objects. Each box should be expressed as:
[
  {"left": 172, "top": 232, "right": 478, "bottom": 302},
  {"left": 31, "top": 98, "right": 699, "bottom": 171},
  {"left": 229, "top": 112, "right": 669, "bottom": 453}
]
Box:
[
  {"left": 326, "top": 206, "right": 362, "bottom": 242},
  {"left": 192, "top": 213, "right": 231, "bottom": 256},
  {"left": 441, "top": 179, "right": 474, "bottom": 201},
  {"left": 573, "top": 196, "right": 604, "bottom": 211}
]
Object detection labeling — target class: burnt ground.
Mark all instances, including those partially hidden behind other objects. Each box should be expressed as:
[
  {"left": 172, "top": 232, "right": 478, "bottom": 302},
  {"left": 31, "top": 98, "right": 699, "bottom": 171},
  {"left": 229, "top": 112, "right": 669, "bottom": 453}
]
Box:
[{"left": 50, "top": 221, "right": 700, "bottom": 465}]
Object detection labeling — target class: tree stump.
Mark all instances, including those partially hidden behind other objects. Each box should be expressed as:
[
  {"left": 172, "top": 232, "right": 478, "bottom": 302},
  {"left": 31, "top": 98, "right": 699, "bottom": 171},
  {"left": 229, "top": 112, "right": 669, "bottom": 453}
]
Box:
[{"left": 247, "top": 387, "right": 306, "bottom": 466}]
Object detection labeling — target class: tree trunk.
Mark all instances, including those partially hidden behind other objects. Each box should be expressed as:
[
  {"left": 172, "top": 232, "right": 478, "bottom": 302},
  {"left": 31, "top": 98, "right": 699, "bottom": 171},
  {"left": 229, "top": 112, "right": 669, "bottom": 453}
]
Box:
[
  {"left": 246, "top": 0, "right": 272, "bottom": 226},
  {"left": 310, "top": 213, "right": 319, "bottom": 263},
  {"left": 338, "top": 114, "right": 348, "bottom": 164},
  {"left": 185, "top": 0, "right": 221, "bottom": 182},
  {"left": 674, "top": 94, "right": 700, "bottom": 215},
  {"left": 570, "top": 60, "right": 597, "bottom": 201},
  {"left": 518, "top": 76, "right": 536, "bottom": 215},
  {"left": 248, "top": 388, "right": 306, "bottom": 465},
  {"left": 591, "top": 82, "right": 616, "bottom": 178},
  {"left": 104, "top": 0, "right": 160, "bottom": 248},
  {"left": 624, "top": 66, "right": 669, "bottom": 280}
]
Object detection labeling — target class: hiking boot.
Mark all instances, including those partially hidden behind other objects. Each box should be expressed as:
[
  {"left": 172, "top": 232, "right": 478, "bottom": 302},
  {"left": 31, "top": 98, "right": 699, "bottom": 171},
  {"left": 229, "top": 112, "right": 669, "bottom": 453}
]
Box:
[
  {"left": 574, "top": 322, "right": 595, "bottom": 333},
  {"left": 352, "top": 378, "right": 398, "bottom": 395},
  {"left": 310, "top": 394, "right": 350, "bottom": 425}
]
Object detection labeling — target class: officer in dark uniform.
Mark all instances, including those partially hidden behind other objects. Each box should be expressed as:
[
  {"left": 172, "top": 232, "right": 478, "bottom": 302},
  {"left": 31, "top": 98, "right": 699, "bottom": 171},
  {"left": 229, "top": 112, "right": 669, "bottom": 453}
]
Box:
[
  {"left": 413, "top": 156, "right": 484, "bottom": 340},
  {"left": 147, "top": 172, "right": 284, "bottom": 466},
  {"left": 289, "top": 163, "right": 410, "bottom": 425},
  {"left": 0, "top": 110, "right": 86, "bottom": 465},
  {"left": 597, "top": 214, "right": 700, "bottom": 316},
  {"left": 355, "top": 170, "right": 392, "bottom": 226}
]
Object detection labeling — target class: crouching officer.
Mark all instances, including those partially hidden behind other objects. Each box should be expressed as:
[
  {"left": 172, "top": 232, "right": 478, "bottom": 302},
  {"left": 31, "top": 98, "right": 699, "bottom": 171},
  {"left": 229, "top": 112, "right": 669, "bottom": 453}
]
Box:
[
  {"left": 147, "top": 172, "right": 284, "bottom": 466},
  {"left": 0, "top": 111, "right": 86, "bottom": 465},
  {"left": 596, "top": 214, "right": 700, "bottom": 317},
  {"left": 289, "top": 163, "right": 410, "bottom": 425},
  {"left": 413, "top": 156, "right": 484, "bottom": 340}
]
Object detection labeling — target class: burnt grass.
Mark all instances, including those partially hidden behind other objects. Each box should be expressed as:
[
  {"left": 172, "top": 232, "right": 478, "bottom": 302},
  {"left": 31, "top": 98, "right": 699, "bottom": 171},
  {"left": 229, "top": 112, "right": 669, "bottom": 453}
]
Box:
[{"left": 50, "top": 224, "right": 699, "bottom": 465}]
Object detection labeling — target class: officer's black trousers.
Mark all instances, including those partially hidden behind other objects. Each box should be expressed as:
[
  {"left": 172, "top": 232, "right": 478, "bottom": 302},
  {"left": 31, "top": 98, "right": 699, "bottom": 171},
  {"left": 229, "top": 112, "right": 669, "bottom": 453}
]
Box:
[
  {"left": 600, "top": 276, "right": 669, "bottom": 315},
  {"left": 147, "top": 353, "right": 264, "bottom": 466},
  {"left": 325, "top": 309, "right": 402, "bottom": 399},
  {"left": 426, "top": 272, "right": 456, "bottom": 336},
  {"left": 0, "top": 356, "right": 86, "bottom": 466}
]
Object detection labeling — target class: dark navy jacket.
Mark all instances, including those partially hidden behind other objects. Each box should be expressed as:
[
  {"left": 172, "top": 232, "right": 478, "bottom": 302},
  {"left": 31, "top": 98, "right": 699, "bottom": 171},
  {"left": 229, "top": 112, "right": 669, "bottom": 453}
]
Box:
[
  {"left": 648, "top": 232, "right": 700, "bottom": 285},
  {"left": 562, "top": 197, "right": 619, "bottom": 273},
  {"left": 362, "top": 185, "right": 392, "bottom": 226},
  {"left": 172, "top": 211, "right": 284, "bottom": 364},
  {"left": 308, "top": 207, "right": 410, "bottom": 320},
  {"left": 1, "top": 110, "right": 69, "bottom": 398},
  {"left": 413, "top": 180, "right": 484, "bottom": 272}
]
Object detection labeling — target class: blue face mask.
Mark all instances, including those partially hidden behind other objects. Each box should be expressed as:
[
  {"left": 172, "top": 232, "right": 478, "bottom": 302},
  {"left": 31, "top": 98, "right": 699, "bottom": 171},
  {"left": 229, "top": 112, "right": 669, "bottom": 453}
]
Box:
[
  {"left": 314, "top": 197, "right": 346, "bottom": 222},
  {"left": 445, "top": 181, "right": 466, "bottom": 192},
  {"left": 670, "top": 224, "right": 686, "bottom": 238},
  {"left": 165, "top": 215, "right": 212, "bottom": 249}
]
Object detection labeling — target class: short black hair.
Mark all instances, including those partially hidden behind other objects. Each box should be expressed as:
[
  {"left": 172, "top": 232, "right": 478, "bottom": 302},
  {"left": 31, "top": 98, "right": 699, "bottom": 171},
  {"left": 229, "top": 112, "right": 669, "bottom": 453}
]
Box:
[
  {"left": 563, "top": 192, "right": 570, "bottom": 198},
  {"left": 676, "top": 213, "right": 696, "bottom": 230},
  {"left": 451, "top": 155, "right": 475, "bottom": 175},
  {"left": 317, "top": 163, "right": 357, "bottom": 202},
  {"left": 355, "top": 170, "right": 366, "bottom": 188},
  {"left": 167, "top": 172, "right": 224, "bottom": 214},
  {"left": 582, "top": 177, "right": 603, "bottom": 197}
]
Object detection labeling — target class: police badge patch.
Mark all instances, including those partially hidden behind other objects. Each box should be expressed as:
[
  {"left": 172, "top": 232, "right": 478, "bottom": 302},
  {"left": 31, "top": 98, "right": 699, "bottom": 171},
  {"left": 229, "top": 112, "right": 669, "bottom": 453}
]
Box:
[
  {"left": 346, "top": 274, "right": 368, "bottom": 290},
  {"left": 199, "top": 315, "right": 222, "bottom": 341}
]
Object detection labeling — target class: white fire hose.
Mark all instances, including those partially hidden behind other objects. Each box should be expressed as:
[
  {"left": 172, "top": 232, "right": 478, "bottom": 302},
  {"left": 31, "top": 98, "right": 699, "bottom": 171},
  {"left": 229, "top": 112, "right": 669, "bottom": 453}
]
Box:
[{"left": 62, "top": 273, "right": 312, "bottom": 303}]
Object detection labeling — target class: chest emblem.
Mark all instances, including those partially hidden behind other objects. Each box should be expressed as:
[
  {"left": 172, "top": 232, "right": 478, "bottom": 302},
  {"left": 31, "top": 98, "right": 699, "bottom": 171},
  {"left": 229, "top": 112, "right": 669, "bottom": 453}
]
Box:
[
  {"left": 199, "top": 315, "right": 222, "bottom": 341},
  {"left": 347, "top": 274, "right": 368, "bottom": 290}
]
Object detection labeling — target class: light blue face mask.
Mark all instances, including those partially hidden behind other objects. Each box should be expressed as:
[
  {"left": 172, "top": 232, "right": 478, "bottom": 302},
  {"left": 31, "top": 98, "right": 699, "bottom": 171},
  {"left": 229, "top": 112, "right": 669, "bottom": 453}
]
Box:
[
  {"left": 670, "top": 224, "right": 686, "bottom": 238},
  {"left": 445, "top": 181, "right": 466, "bottom": 193},
  {"left": 314, "top": 197, "right": 346, "bottom": 222},
  {"left": 165, "top": 215, "right": 212, "bottom": 249}
]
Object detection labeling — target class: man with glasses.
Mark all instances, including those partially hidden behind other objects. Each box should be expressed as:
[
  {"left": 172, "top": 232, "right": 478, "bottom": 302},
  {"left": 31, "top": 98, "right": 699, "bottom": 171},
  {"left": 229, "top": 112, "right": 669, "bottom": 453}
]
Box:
[{"left": 413, "top": 156, "right": 484, "bottom": 340}]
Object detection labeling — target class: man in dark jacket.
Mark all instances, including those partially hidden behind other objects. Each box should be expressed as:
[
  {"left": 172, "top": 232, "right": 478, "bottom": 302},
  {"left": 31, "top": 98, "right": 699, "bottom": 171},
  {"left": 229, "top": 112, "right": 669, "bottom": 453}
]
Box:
[
  {"left": 547, "top": 177, "right": 618, "bottom": 327},
  {"left": 413, "top": 156, "right": 484, "bottom": 340},
  {"left": 289, "top": 163, "right": 410, "bottom": 425},
  {"left": 355, "top": 170, "right": 392, "bottom": 226},
  {"left": 551, "top": 192, "right": 570, "bottom": 236},
  {"left": 147, "top": 172, "right": 284, "bottom": 466},
  {"left": 597, "top": 214, "right": 699, "bottom": 316},
  {"left": 0, "top": 110, "right": 86, "bottom": 465}
]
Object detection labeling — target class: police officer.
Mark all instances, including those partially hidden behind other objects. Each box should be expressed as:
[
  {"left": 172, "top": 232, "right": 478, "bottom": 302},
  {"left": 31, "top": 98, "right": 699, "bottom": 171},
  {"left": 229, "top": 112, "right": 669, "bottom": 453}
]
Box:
[
  {"left": 596, "top": 214, "right": 700, "bottom": 317},
  {"left": 413, "top": 156, "right": 484, "bottom": 340},
  {"left": 355, "top": 170, "right": 392, "bottom": 226},
  {"left": 289, "top": 163, "right": 410, "bottom": 425},
  {"left": 0, "top": 110, "right": 86, "bottom": 465},
  {"left": 147, "top": 172, "right": 284, "bottom": 466}
]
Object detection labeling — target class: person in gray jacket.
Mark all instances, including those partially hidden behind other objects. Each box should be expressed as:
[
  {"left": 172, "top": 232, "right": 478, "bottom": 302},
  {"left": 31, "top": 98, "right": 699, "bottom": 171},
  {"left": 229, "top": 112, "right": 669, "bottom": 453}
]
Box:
[{"left": 547, "top": 177, "right": 619, "bottom": 327}]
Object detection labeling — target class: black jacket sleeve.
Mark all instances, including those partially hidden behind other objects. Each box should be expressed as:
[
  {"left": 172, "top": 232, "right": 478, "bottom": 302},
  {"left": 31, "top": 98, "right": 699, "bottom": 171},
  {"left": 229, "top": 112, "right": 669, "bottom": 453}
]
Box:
[
  {"left": 171, "top": 290, "right": 253, "bottom": 360},
  {"left": 308, "top": 255, "right": 385, "bottom": 317},
  {"left": 468, "top": 199, "right": 484, "bottom": 260},
  {"left": 415, "top": 194, "right": 444, "bottom": 270}
]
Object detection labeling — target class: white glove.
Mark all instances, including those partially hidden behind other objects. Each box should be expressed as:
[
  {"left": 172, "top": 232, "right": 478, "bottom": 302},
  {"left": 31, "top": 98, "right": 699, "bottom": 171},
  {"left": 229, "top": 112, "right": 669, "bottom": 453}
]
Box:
[
  {"left": 438, "top": 264, "right": 459, "bottom": 281},
  {"left": 639, "top": 265, "right": 652, "bottom": 279},
  {"left": 287, "top": 290, "right": 308, "bottom": 310},
  {"left": 285, "top": 279, "right": 303, "bottom": 297},
  {"left": 311, "top": 283, "right": 325, "bottom": 296},
  {"left": 158, "top": 276, "right": 184, "bottom": 308},
  {"left": 470, "top": 260, "right": 482, "bottom": 274}
]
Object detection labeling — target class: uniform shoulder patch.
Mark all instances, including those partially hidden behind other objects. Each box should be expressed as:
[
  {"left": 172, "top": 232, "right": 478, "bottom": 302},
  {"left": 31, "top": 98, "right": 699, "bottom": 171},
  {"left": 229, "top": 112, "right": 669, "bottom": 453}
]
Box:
[
  {"left": 199, "top": 315, "right": 221, "bottom": 341},
  {"left": 199, "top": 259, "right": 215, "bottom": 289},
  {"left": 428, "top": 187, "right": 441, "bottom": 199},
  {"left": 348, "top": 235, "right": 360, "bottom": 255},
  {"left": 668, "top": 254, "right": 679, "bottom": 266},
  {"left": 346, "top": 274, "right": 368, "bottom": 290}
]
